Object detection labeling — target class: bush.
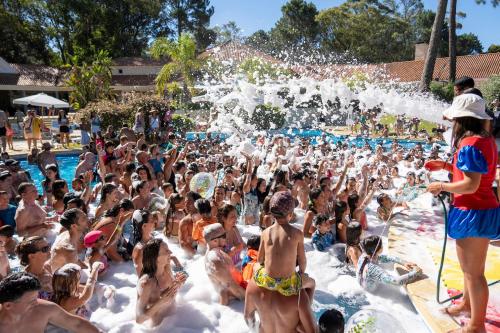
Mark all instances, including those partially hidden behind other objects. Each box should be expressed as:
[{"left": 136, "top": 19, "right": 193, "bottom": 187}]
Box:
[
  {"left": 430, "top": 82, "right": 454, "bottom": 102},
  {"left": 248, "top": 104, "right": 286, "bottom": 130},
  {"left": 76, "top": 92, "right": 171, "bottom": 133},
  {"left": 171, "top": 114, "right": 195, "bottom": 133},
  {"left": 482, "top": 75, "right": 500, "bottom": 106}
]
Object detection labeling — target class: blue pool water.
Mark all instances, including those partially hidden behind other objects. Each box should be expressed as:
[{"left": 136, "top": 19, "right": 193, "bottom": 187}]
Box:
[{"left": 19, "top": 154, "right": 80, "bottom": 193}]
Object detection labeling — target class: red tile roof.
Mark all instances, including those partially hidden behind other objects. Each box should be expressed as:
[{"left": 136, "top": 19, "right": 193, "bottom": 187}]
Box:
[
  {"left": 111, "top": 75, "right": 156, "bottom": 86},
  {"left": 381, "top": 52, "right": 500, "bottom": 82},
  {"left": 112, "top": 57, "right": 167, "bottom": 67}
]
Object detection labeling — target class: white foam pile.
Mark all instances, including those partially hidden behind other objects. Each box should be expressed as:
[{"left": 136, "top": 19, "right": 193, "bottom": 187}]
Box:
[{"left": 74, "top": 200, "right": 433, "bottom": 333}]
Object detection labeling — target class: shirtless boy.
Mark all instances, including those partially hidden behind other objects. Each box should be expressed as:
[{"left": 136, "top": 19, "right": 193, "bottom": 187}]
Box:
[
  {"left": 204, "top": 223, "right": 246, "bottom": 305},
  {"left": 15, "top": 183, "right": 54, "bottom": 237},
  {"left": 50, "top": 208, "right": 88, "bottom": 272},
  {"left": 0, "top": 272, "right": 100, "bottom": 333}
]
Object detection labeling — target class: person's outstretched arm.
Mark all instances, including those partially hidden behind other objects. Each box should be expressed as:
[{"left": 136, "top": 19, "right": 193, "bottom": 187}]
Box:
[{"left": 46, "top": 302, "right": 101, "bottom": 333}]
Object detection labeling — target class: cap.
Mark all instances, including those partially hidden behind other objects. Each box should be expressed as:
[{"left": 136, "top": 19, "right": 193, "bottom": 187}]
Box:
[
  {"left": 443, "top": 93, "right": 491, "bottom": 120},
  {"left": 83, "top": 230, "right": 104, "bottom": 248},
  {"left": 203, "top": 223, "right": 226, "bottom": 242},
  {"left": 269, "top": 191, "right": 295, "bottom": 217},
  {"left": 4, "top": 159, "right": 18, "bottom": 167}
]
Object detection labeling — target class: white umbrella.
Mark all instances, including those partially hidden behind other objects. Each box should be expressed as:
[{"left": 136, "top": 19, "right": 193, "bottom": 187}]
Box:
[{"left": 13, "top": 93, "right": 69, "bottom": 108}]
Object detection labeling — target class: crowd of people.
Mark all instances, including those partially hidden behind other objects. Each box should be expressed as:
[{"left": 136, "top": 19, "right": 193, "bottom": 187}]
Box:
[{"left": 0, "top": 76, "right": 498, "bottom": 333}]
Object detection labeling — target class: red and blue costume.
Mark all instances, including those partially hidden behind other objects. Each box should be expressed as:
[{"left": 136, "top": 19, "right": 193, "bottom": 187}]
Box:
[{"left": 448, "top": 136, "right": 500, "bottom": 239}]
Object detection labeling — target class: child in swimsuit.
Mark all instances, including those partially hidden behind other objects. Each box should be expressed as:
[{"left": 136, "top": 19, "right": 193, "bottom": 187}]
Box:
[
  {"left": 311, "top": 214, "right": 335, "bottom": 252},
  {"left": 242, "top": 235, "right": 260, "bottom": 281},
  {"left": 356, "top": 235, "right": 421, "bottom": 292},
  {"left": 376, "top": 193, "right": 408, "bottom": 221},
  {"left": 345, "top": 221, "right": 362, "bottom": 267}
]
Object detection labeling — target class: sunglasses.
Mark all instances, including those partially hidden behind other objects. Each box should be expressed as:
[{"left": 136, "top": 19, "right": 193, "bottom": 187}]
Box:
[{"left": 36, "top": 245, "right": 50, "bottom": 253}]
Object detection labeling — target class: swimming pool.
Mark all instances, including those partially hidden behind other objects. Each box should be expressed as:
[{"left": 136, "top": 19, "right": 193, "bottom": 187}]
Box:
[
  {"left": 186, "top": 129, "right": 444, "bottom": 150},
  {"left": 19, "top": 154, "right": 80, "bottom": 193}
]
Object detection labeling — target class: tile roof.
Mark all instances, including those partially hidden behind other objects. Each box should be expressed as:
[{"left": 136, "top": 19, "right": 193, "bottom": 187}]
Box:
[
  {"left": 112, "top": 57, "right": 167, "bottom": 67},
  {"left": 0, "top": 64, "right": 67, "bottom": 87},
  {"left": 201, "top": 41, "right": 283, "bottom": 65},
  {"left": 381, "top": 52, "right": 500, "bottom": 82},
  {"left": 111, "top": 75, "right": 156, "bottom": 86}
]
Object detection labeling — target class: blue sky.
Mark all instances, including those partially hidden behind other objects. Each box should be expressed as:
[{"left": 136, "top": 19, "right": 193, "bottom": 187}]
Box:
[{"left": 210, "top": 0, "right": 499, "bottom": 50}]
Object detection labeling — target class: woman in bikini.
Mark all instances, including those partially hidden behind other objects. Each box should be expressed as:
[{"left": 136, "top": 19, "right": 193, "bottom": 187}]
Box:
[
  {"left": 164, "top": 193, "right": 186, "bottom": 237},
  {"left": 51, "top": 179, "right": 69, "bottom": 215},
  {"left": 41, "top": 164, "right": 60, "bottom": 208},
  {"left": 303, "top": 188, "right": 328, "bottom": 238},
  {"left": 94, "top": 183, "right": 120, "bottom": 220}
]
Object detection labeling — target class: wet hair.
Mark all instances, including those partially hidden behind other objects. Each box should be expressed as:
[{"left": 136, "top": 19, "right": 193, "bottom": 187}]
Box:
[
  {"left": 141, "top": 238, "right": 164, "bottom": 277},
  {"left": 44, "top": 164, "right": 60, "bottom": 184},
  {"left": 376, "top": 193, "right": 389, "bottom": 206},
  {"left": 103, "top": 198, "right": 134, "bottom": 218},
  {"left": 0, "top": 272, "right": 41, "bottom": 303},
  {"left": 313, "top": 214, "right": 329, "bottom": 227},
  {"left": 59, "top": 208, "right": 83, "bottom": 230},
  {"left": 361, "top": 235, "right": 383, "bottom": 256},
  {"left": 51, "top": 265, "right": 80, "bottom": 305},
  {"left": 334, "top": 201, "right": 348, "bottom": 224},
  {"left": 185, "top": 191, "right": 202, "bottom": 203},
  {"left": 256, "top": 178, "right": 268, "bottom": 204},
  {"left": 104, "top": 173, "right": 116, "bottom": 183},
  {"left": 195, "top": 199, "right": 212, "bottom": 216},
  {"left": 347, "top": 194, "right": 359, "bottom": 218},
  {"left": 52, "top": 180, "right": 68, "bottom": 200},
  {"left": 218, "top": 204, "right": 236, "bottom": 225},
  {"left": 125, "top": 162, "right": 136, "bottom": 174},
  {"left": 100, "top": 183, "right": 118, "bottom": 203},
  {"left": 132, "top": 210, "right": 151, "bottom": 246},
  {"left": 15, "top": 236, "right": 45, "bottom": 266},
  {"left": 136, "top": 165, "right": 152, "bottom": 181},
  {"left": 454, "top": 76, "right": 474, "bottom": 91},
  {"left": 346, "top": 222, "right": 362, "bottom": 247},
  {"left": 0, "top": 225, "right": 14, "bottom": 238},
  {"left": 319, "top": 308, "right": 345, "bottom": 333},
  {"left": 308, "top": 188, "right": 323, "bottom": 211},
  {"left": 18, "top": 182, "right": 35, "bottom": 195},
  {"left": 164, "top": 193, "right": 184, "bottom": 236},
  {"left": 247, "top": 235, "right": 261, "bottom": 251}
]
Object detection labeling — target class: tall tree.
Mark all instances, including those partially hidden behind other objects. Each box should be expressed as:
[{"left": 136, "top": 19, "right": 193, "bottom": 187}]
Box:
[
  {"left": 488, "top": 44, "right": 500, "bottom": 53},
  {"left": 213, "top": 21, "right": 243, "bottom": 45},
  {"left": 269, "top": 0, "right": 319, "bottom": 54},
  {"left": 419, "top": 0, "right": 448, "bottom": 91},
  {"left": 449, "top": 0, "right": 457, "bottom": 82},
  {"left": 456, "top": 33, "right": 483, "bottom": 55},
  {"left": 164, "top": 0, "right": 215, "bottom": 50}
]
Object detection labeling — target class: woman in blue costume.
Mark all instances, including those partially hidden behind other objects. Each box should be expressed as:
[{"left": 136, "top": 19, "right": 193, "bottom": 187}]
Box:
[{"left": 428, "top": 93, "right": 500, "bottom": 333}]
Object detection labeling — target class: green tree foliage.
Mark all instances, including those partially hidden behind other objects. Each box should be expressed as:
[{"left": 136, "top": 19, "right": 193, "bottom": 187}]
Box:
[
  {"left": 482, "top": 75, "right": 500, "bottom": 105},
  {"left": 171, "top": 114, "right": 195, "bottom": 133},
  {"left": 488, "top": 44, "right": 500, "bottom": 53},
  {"left": 316, "top": 1, "right": 413, "bottom": 63},
  {"left": 238, "top": 58, "right": 293, "bottom": 84},
  {"left": 429, "top": 82, "right": 454, "bottom": 102},
  {"left": 246, "top": 30, "right": 273, "bottom": 54},
  {"left": 213, "top": 21, "right": 243, "bottom": 45},
  {"left": 66, "top": 51, "right": 113, "bottom": 110},
  {"left": 456, "top": 33, "right": 483, "bottom": 55},
  {"left": 151, "top": 34, "right": 203, "bottom": 99},
  {"left": 248, "top": 104, "right": 286, "bottom": 130},
  {"left": 164, "top": 0, "right": 215, "bottom": 50},
  {"left": 269, "top": 0, "right": 319, "bottom": 51},
  {"left": 0, "top": 1, "right": 53, "bottom": 64}
]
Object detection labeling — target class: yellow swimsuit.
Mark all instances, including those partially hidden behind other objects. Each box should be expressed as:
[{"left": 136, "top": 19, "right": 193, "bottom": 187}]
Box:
[{"left": 254, "top": 266, "right": 302, "bottom": 296}]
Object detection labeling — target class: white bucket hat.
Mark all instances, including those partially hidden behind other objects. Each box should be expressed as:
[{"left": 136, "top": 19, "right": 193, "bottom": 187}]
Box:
[{"left": 443, "top": 93, "right": 491, "bottom": 120}]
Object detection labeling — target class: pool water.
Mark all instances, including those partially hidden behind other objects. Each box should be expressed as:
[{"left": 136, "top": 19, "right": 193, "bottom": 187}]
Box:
[{"left": 19, "top": 154, "right": 80, "bottom": 193}]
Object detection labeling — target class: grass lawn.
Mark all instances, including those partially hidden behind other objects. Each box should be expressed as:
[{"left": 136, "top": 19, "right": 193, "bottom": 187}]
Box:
[{"left": 379, "top": 115, "right": 437, "bottom": 133}]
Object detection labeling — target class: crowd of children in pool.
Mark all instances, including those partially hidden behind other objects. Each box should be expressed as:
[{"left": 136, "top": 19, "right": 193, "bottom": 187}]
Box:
[{"left": 0, "top": 124, "right": 450, "bottom": 332}]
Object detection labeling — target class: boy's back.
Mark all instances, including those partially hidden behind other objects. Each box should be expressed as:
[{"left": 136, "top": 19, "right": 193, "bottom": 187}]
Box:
[{"left": 261, "top": 222, "right": 303, "bottom": 278}]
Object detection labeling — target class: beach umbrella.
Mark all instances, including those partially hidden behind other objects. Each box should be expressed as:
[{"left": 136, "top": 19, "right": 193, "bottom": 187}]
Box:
[{"left": 13, "top": 93, "right": 69, "bottom": 108}]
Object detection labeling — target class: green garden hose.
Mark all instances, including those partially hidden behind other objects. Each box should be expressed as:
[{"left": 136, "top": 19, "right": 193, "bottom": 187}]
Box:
[{"left": 436, "top": 195, "right": 500, "bottom": 305}]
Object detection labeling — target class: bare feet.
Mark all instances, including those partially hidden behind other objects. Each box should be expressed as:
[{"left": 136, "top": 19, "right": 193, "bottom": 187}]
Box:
[
  {"left": 447, "top": 324, "right": 487, "bottom": 333},
  {"left": 442, "top": 302, "right": 471, "bottom": 317}
]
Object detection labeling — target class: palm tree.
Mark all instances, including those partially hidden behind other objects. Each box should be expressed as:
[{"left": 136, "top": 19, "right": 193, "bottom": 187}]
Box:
[
  {"left": 449, "top": 0, "right": 457, "bottom": 83},
  {"left": 150, "top": 34, "right": 202, "bottom": 101},
  {"left": 419, "top": 0, "right": 448, "bottom": 92}
]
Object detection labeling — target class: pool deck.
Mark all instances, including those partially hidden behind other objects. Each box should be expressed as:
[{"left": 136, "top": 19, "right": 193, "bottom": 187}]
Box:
[{"left": 8, "top": 138, "right": 82, "bottom": 159}]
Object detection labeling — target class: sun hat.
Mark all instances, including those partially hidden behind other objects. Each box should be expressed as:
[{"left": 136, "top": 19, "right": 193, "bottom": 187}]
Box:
[
  {"left": 84, "top": 230, "right": 104, "bottom": 248},
  {"left": 443, "top": 93, "right": 491, "bottom": 120},
  {"left": 203, "top": 223, "right": 226, "bottom": 242},
  {"left": 269, "top": 191, "right": 295, "bottom": 217}
]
